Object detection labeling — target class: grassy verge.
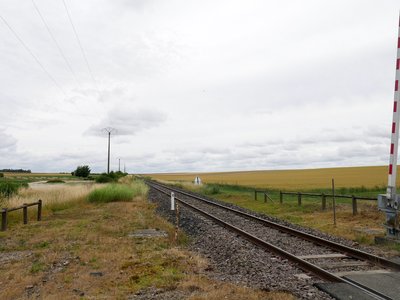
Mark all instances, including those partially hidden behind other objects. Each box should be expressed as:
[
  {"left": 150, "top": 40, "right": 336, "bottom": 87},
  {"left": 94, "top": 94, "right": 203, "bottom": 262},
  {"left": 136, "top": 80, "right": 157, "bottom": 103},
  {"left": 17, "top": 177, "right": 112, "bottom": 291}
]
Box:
[{"left": 0, "top": 178, "right": 292, "bottom": 299}]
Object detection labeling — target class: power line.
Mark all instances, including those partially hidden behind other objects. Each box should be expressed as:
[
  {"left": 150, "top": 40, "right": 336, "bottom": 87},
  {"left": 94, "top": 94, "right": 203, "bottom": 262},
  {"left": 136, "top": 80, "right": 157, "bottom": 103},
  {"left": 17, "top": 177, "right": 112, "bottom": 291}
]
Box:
[
  {"left": 31, "top": 0, "right": 81, "bottom": 89},
  {"left": 0, "top": 15, "right": 66, "bottom": 96},
  {"left": 61, "top": 0, "right": 99, "bottom": 92}
]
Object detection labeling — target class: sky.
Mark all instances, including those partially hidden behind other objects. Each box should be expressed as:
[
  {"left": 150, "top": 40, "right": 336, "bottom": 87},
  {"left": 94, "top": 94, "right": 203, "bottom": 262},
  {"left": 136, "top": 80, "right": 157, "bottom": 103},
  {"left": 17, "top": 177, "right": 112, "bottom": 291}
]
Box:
[{"left": 0, "top": 0, "right": 399, "bottom": 173}]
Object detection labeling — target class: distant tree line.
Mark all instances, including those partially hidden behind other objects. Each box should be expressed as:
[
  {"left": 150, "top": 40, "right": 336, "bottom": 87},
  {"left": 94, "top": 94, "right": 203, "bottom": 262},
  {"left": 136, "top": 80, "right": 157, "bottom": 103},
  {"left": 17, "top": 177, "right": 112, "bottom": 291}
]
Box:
[{"left": 0, "top": 169, "right": 31, "bottom": 173}]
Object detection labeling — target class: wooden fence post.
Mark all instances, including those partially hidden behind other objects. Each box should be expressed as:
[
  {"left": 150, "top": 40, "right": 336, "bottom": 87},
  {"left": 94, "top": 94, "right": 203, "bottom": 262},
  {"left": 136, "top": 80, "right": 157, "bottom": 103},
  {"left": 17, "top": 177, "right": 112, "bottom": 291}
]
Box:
[
  {"left": 264, "top": 193, "right": 267, "bottom": 203},
  {"left": 23, "top": 204, "right": 28, "bottom": 224},
  {"left": 175, "top": 202, "right": 180, "bottom": 243},
  {"left": 280, "top": 191, "right": 283, "bottom": 204},
  {"left": 322, "top": 193, "right": 326, "bottom": 211},
  {"left": 1, "top": 208, "right": 7, "bottom": 231},
  {"left": 37, "top": 200, "right": 42, "bottom": 221},
  {"left": 352, "top": 195, "right": 358, "bottom": 215},
  {"left": 254, "top": 190, "right": 257, "bottom": 201},
  {"left": 298, "top": 192, "right": 302, "bottom": 206}
]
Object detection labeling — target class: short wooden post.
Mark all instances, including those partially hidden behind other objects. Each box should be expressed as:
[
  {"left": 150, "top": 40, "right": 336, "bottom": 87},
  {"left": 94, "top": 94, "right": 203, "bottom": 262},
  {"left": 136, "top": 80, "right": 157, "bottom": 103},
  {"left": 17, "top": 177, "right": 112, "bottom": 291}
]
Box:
[
  {"left": 23, "top": 204, "right": 28, "bottom": 224},
  {"left": 1, "top": 208, "right": 7, "bottom": 231},
  {"left": 298, "top": 192, "right": 302, "bottom": 206},
  {"left": 332, "top": 179, "right": 337, "bottom": 227},
  {"left": 279, "top": 191, "right": 283, "bottom": 204},
  {"left": 174, "top": 202, "right": 180, "bottom": 243},
  {"left": 255, "top": 190, "right": 257, "bottom": 201},
  {"left": 352, "top": 195, "right": 358, "bottom": 215},
  {"left": 321, "top": 193, "right": 326, "bottom": 211},
  {"left": 37, "top": 200, "right": 42, "bottom": 221}
]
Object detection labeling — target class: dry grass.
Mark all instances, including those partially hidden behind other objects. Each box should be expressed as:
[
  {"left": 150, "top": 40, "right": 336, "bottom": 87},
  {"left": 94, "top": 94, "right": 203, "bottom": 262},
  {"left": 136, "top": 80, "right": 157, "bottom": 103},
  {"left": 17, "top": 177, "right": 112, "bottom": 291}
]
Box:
[
  {"left": 181, "top": 276, "right": 293, "bottom": 300},
  {"left": 180, "top": 276, "right": 292, "bottom": 300},
  {"left": 148, "top": 166, "right": 393, "bottom": 190},
  {"left": 5, "top": 183, "right": 99, "bottom": 209},
  {"left": 0, "top": 181, "right": 292, "bottom": 299}
]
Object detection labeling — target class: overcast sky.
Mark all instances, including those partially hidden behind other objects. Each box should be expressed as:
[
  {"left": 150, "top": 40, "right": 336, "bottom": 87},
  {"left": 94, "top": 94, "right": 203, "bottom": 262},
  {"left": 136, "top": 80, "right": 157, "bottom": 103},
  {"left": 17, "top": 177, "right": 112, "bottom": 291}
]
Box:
[{"left": 0, "top": 0, "right": 399, "bottom": 173}]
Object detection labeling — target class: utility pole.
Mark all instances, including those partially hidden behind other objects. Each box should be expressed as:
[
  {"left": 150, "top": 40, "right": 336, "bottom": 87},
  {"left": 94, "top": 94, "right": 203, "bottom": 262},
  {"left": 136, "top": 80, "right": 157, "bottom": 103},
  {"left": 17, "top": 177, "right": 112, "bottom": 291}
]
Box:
[
  {"left": 102, "top": 127, "right": 116, "bottom": 174},
  {"left": 124, "top": 164, "right": 126, "bottom": 173},
  {"left": 118, "top": 158, "right": 121, "bottom": 172}
]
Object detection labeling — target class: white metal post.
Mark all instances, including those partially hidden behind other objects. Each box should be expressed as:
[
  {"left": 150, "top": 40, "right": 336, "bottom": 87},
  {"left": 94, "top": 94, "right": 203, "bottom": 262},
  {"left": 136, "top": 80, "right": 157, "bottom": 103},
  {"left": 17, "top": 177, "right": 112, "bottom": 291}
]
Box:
[{"left": 171, "top": 192, "right": 175, "bottom": 211}]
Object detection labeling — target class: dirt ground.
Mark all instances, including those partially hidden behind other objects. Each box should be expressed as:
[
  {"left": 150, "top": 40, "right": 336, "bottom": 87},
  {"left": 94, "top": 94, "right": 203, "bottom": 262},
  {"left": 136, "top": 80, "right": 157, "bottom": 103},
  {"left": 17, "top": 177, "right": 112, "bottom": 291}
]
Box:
[{"left": 0, "top": 191, "right": 293, "bottom": 299}]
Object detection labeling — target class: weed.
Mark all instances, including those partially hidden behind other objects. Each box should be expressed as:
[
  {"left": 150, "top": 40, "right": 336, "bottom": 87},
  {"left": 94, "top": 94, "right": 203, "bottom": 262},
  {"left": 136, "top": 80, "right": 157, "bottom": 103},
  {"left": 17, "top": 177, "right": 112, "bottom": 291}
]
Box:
[
  {"left": 30, "top": 261, "right": 45, "bottom": 273},
  {"left": 34, "top": 241, "right": 50, "bottom": 249},
  {"left": 354, "top": 234, "right": 373, "bottom": 245}
]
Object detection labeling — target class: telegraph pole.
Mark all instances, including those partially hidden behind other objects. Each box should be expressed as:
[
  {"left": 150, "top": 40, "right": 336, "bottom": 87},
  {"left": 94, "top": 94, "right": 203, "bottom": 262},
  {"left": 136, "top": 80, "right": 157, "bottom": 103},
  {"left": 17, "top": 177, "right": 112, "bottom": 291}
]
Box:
[
  {"left": 102, "top": 127, "right": 116, "bottom": 174},
  {"left": 118, "top": 158, "right": 121, "bottom": 172}
]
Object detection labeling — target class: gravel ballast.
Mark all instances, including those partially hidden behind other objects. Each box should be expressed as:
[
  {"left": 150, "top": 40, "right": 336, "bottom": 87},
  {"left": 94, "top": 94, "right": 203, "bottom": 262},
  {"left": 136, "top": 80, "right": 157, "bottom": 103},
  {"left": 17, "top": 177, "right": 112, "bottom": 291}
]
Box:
[{"left": 148, "top": 186, "right": 335, "bottom": 299}]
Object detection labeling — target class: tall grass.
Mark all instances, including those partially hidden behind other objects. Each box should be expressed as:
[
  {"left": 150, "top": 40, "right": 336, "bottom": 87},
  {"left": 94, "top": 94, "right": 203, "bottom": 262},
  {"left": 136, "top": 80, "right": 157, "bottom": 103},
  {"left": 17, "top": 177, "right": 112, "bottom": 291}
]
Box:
[
  {"left": 87, "top": 184, "right": 134, "bottom": 203},
  {"left": 119, "top": 176, "right": 149, "bottom": 197},
  {"left": 6, "top": 183, "right": 98, "bottom": 210},
  {"left": 87, "top": 180, "right": 148, "bottom": 203}
]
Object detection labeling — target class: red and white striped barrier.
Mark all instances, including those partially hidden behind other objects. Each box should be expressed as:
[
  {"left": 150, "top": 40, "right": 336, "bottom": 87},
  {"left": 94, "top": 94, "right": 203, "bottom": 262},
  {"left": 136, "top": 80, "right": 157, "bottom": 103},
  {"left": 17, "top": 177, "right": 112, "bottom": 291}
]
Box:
[{"left": 387, "top": 15, "right": 400, "bottom": 199}]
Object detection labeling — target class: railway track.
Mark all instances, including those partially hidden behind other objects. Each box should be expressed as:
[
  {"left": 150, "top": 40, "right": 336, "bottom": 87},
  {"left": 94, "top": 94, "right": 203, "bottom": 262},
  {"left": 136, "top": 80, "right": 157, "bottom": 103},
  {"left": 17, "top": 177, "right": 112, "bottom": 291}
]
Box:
[{"left": 147, "top": 180, "right": 400, "bottom": 300}]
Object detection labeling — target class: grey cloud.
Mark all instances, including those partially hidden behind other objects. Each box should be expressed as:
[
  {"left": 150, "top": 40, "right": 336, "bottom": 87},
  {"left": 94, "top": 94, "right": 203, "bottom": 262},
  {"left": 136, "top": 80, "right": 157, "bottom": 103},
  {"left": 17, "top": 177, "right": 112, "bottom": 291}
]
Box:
[
  {"left": 0, "top": 130, "right": 17, "bottom": 153},
  {"left": 85, "top": 106, "right": 167, "bottom": 136},
  {"left": 0, "top": 0, "right": 398, "bottom": 173}
]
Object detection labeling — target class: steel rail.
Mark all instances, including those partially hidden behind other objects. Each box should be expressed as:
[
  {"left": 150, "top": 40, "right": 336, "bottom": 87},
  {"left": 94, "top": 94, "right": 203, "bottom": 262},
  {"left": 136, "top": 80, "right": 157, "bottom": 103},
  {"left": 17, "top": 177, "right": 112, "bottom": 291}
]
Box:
[
  {"left": 148, "top": 182, "right": 390, "bottom": 300},
  {"left": 148, "top": 180, "right": 400, "bottom": 271}
]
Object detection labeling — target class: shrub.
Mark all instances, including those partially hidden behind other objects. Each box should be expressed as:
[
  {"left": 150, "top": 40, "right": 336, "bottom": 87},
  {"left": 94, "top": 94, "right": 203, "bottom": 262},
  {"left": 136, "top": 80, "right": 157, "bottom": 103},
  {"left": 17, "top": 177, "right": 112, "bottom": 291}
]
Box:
[
  {"left": 87, "top": 184, "right": 135, "bottom": 203},
  {"left": 0, "top": 182, "right": 22, "bottom": 198},
  {"left": 95, "top": 171, "right": 128, "bottom": 183},
  {"left": 46, "top": 179, "right": 65, "bottom": 184},
  {"left": 0, "top": 173, "right": 4, "bottom": 178},
  {"left": 73, "top": 165, "right": 91, "bottom": 178},
  {"left": 95, "top": 174, "right": 115, "bottom": 183}
]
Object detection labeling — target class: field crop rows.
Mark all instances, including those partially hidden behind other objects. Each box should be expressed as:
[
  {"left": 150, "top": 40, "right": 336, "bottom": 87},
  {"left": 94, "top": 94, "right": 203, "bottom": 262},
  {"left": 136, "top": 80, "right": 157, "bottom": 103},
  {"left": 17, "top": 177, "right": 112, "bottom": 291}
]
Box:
[{"left": 148, "top": 166, "right": 394, "bottom": 190}]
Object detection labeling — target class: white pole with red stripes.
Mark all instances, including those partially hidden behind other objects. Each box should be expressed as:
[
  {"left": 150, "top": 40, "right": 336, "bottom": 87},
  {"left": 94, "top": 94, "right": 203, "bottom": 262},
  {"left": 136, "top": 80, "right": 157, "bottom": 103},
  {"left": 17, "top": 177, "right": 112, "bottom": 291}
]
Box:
[{"left": 387, "top": 16, "right": 400, "bottom": 200}]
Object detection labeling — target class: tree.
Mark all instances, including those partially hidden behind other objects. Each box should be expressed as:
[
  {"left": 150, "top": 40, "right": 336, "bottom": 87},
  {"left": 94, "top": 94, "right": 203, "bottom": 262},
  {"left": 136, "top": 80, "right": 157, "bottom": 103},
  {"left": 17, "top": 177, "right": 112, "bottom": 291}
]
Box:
[{"left": 73, "top": 165, "right": 91, "bottom": 178}]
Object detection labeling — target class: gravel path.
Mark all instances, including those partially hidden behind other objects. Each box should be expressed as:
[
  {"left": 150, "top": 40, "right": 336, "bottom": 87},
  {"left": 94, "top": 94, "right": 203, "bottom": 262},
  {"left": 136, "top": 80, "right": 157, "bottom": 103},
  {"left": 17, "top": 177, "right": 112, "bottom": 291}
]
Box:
[{"left": 148, "top": 187, "right": 334, "bottom": 299}]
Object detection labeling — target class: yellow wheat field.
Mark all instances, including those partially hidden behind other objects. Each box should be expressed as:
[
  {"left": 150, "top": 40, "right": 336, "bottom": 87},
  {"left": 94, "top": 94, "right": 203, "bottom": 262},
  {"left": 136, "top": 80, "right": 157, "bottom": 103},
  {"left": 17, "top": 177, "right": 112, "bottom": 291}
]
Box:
[{"left": 148, "top": 166, "right": 394, "bottom": 190}]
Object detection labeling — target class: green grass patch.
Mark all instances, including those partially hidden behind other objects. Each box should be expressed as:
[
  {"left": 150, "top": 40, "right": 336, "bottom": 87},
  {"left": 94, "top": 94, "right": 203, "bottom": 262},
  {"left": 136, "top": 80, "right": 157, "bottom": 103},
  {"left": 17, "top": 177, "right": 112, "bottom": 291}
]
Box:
[
  {"left": 46, "top": 179, "right": 65, "bottom": 184},
  {"left": 34, "top": 241, "right": 50, "bottom": 249},
  {"left": 87, "top": 184, "right": 136, "bottom": 203},
  {"left": 30, "top": 261, "right": 45, "bottom": 273},
  {"left": 201, "top": 184, "right": 220, "bottom": 195},
  {"left": 47, "top": 198, "right": 83, "bottom": 213}
]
